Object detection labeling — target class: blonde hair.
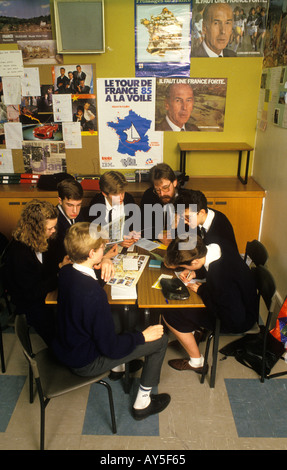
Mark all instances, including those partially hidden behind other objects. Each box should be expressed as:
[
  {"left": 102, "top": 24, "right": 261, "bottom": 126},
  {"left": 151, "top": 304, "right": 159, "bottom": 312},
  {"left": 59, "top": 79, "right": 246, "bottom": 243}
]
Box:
[
  {"left": 64, "top": 222, "right": 104, "bottom": 263},
  {"left": 13, "top": 199, "right": 58, "bottom": 252}
]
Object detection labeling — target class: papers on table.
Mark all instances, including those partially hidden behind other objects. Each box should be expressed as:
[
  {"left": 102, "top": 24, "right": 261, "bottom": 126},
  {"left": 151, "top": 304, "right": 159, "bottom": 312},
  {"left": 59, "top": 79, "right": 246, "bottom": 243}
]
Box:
[
  {"left": 108, "top": 254, "right": 149, "bottom": 296},
  {"left": 111, "top": 286, "right": 137, "bottom": 300},
  {"left": 174, "top": 271, "right": 206, "bottom": 286},
  {"left": 135, "top": 238, "right": 161, "bottom": 251},
  {"left": 152, "top": 274, "right": 173, "bottom": 289}
]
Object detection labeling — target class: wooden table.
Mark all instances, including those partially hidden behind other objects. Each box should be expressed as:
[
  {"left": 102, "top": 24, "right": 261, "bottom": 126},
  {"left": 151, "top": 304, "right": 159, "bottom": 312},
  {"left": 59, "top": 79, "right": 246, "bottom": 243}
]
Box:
[
  {"left": 137, "top": 261, "right": 205, "bottom": 326},
  {"left": 178, "top": 142, "right": 254, "bottom": 184}
]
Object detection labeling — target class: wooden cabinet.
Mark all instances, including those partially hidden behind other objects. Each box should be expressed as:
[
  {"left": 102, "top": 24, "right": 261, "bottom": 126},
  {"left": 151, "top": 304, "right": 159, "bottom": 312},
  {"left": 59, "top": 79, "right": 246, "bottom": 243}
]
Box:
[
  {"left": 186, "top": 177, "right": 265, "bottom": 253},
  {"left": 0, "top": 177, "right": 265, "bottom": 253}
]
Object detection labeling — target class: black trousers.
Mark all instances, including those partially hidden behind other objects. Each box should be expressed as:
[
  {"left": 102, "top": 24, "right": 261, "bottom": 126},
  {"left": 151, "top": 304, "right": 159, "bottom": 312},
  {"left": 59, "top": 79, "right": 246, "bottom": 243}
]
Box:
[{"left": 71, "top": 309, "right": 168, "bottom": 388}]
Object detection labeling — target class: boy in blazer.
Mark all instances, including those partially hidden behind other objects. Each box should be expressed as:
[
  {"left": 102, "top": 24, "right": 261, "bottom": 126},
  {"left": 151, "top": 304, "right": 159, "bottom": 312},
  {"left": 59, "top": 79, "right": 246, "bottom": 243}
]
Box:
[
  {"left": 163, "top": 236, "right": 258, "bottom": 373},
  {"left": 51, "top": 222, "right": 170, "bottom": 420}
]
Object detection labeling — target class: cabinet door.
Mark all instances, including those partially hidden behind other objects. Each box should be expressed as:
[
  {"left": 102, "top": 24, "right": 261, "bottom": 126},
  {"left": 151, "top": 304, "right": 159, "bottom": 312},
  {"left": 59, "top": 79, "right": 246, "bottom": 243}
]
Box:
[
  {"left": 0, "top": 196, "right": 59, "bottom": 240},
  {"left": 213, "top": 197, "right": 263, "bottom": 253},
  {"left": 0, "top": 199, "right": 28, "bottom": 239}
]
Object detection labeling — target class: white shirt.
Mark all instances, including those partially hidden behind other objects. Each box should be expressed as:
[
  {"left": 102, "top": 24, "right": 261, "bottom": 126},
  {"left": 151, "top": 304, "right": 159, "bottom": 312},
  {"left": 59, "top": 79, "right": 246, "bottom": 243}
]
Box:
[
  {"left": 199, "top": 208, "right": 215, "bottom": 232},
  {"left": 204, "top": 243, "right": 221, "bottom": 271},
  {"left": 58, "top": 204, "right": 74, "bottom": 225},
  {"left": 166, "top": 115, "right": 185, "bottom": 131},
  {"left": 73, "top": 263, "right": 98, "bottom": 281},
  {"left": 104, "top": 196, "right": 125, "bottom": 224},
  {"left": 35, "top": 251, "right": 43, "bottom": 263},
  {"left": 202, "top": 41, "right": 223, "bottom": 57}
]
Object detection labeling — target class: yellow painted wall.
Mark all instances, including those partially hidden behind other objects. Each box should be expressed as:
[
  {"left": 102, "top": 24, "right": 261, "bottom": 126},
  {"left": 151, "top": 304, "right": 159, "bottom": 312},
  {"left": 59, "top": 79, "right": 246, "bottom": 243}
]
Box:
[
  {"left": 57, "top": 0, "right": 263, "bottom": 176},
  {"left": 1, "top": 0, "right": 264, "bottom": 177}
]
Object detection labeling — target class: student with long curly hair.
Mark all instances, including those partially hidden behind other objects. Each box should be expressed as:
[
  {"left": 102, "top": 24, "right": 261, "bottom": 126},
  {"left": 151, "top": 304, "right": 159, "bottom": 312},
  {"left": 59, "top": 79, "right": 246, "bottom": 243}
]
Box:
[{"left": 3, "top": 199, "right": 69, "bottom": 344}]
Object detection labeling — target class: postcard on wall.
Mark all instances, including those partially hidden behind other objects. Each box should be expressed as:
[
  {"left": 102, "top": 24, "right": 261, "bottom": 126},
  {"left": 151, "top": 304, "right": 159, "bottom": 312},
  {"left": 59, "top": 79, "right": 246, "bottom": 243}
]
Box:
[
  {"left": 22, "top": 140, "right": 67, "bottom": 174},
  {"left": 18, "top": 40, "right": 63, "bottom": 65},
  {"left": 53, "top": 94, "right": 73, "bottom": 122},
  {"left": 97, "top": 77, "right": 163, "bottom": 169},
  {"left": 0, "top": 0, "right": 52, "bottom": 44},
  {"left": 191, "top": 0, "right": 268, "bottom": 58},
  {"left": 0, "top": 149, "right": 14, "bottom": 173},
  {"left": 21, "top": 67, "right": 41, "bottom": 97},
  {"left": 62, "top": 122, "right": 82, "bottom": 149},
  {"left": 4, "top": 122, "right": 23, "bottom": 149},
  {"left": 135, "top": 0, "right": 192, "bottom": 77},
  {"left": 0, "top": 50, "right": 24, "bottom": 77},
  {"left": 155, "top": 77, "right": 227, "bottom": 132},
  {"left": 2, "top": 76, "right": 22, "bottom": 105}
]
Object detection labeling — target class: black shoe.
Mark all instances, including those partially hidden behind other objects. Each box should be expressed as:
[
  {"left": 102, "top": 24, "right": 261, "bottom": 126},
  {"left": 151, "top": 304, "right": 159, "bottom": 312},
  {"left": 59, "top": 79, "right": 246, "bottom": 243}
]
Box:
[
  {"left": 108, "top": 359, "right": 144, "bottom": 381},
  {"left": 132, "top": 393, "right": 171, "bottom": 421}
]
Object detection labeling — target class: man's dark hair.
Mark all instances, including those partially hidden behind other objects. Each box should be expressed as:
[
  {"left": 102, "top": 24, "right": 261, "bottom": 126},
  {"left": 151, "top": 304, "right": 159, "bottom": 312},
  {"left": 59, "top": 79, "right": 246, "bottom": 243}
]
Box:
[
  {"left": 150, "top": 163, "right": 176, "bottom": 184},
  {"left": 57, "top": 178, "right": 83, "bottom": 201},
  {"left": 165, "top": 235, "right": 207, "bottom": 267},
  {"left": 174, "top": 189, "right": 208, "bottom": 212}
]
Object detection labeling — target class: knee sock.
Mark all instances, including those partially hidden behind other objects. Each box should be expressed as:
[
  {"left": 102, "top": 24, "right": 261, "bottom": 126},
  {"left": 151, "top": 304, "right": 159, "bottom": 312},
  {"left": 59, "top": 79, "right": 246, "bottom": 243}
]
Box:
[
  {"left": 111, "top": 364, "right": 125, "bottom": 372},
  {"left": 189, "top": 354, "right": 204, "bottom": 368},
  {"left": 133, "top": 385, "right": 152, "bottom": 409}
]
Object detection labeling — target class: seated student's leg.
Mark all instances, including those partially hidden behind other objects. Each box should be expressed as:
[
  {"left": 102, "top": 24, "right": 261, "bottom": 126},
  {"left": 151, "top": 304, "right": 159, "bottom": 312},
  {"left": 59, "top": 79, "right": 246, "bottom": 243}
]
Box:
[
  {"left": 162, "top": 308, "right": 214, "bottom": 373},
  {"left": 109, "top": 307, "right": 143, "bottom": 379},
  {"left": 71, "top": 334, "right": 170, "bottom": 420}
]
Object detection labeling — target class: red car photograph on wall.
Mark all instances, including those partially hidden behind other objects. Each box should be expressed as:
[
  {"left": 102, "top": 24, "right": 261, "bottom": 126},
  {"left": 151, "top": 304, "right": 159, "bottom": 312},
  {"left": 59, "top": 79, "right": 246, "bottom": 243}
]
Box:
[
  {"left": 22, "top": 123, "right": 63, "bottom": 141},
  {"left": 33, "top": 123, "right": 58, "bottom": 139}
]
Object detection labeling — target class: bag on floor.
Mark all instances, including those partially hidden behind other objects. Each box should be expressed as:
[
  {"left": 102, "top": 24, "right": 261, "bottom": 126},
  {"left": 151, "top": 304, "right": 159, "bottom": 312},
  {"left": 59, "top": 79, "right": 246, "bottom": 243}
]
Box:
[
  {"left": 270, "top": 297, "right": 287, "bottom": 346},
  {"left": 219, "top": 326, "right": 285, "bottom": 377}
]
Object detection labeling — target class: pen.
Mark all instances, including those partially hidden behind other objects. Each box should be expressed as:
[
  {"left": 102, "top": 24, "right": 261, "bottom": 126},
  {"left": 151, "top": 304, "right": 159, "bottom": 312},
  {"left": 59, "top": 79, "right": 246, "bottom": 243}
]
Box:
[{"left": 165, "top": 298, "right": 169, "bottom": 304}]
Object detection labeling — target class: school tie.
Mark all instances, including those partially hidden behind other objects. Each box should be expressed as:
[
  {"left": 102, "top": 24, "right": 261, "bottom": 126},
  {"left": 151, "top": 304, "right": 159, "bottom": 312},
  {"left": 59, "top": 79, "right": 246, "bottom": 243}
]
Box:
[{"left": 200, "top": 226, "right": 206, "bottom": 239}]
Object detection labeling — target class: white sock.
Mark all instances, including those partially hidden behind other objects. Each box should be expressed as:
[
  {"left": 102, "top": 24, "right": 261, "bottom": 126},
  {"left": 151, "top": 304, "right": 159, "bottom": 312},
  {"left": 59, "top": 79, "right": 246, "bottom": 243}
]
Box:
[
  {"left": 133, "top": 385, "right": 152, "bottom": 409},
  {"left": 188, "top": 354, "right": 204, "bottom": 368},
  {"left": 111, "top": 364, "right": 125, "bottom": 372}
]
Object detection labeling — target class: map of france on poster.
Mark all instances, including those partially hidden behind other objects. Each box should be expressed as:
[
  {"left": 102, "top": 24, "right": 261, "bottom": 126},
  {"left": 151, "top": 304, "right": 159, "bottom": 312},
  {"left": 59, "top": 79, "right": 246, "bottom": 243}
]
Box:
[{"left": 97, "top": 78, "right": 163, "bottom": 169}]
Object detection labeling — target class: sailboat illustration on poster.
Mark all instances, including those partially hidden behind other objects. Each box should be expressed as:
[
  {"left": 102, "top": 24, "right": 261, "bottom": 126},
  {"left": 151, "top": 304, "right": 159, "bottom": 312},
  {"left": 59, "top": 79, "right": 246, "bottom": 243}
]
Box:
[{"left": 125, "top": 122, "right": 140, "bottom": 143}]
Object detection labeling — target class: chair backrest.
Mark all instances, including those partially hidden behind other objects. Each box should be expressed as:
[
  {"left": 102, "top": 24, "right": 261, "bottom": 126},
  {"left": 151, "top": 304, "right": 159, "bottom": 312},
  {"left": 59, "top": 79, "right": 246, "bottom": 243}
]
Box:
[
  {"left": 15, "top": 315, "right": 39, "bottom": 379},
  {"left": 244, "top": 240, "right": 268, "bottom": 266},
  {"left": 251, "top": 265, "right": 276, "bottom": 312}
]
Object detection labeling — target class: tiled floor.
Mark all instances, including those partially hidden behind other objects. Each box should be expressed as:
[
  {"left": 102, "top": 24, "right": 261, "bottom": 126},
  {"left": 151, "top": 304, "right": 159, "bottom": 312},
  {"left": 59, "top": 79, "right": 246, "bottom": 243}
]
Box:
[{"left": 1, "top": 309, "right": 287, "bottom": 451}]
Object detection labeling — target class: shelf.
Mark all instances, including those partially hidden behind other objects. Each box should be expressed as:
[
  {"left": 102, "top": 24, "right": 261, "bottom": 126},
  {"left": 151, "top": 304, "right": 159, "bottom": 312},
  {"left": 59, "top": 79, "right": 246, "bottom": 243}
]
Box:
[{"left": 178, "top": 142, "right": 254, "bottom": 185}]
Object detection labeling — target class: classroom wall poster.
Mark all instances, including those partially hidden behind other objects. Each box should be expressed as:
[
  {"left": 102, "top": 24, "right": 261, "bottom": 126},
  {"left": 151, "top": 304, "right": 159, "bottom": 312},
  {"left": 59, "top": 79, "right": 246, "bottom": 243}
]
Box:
[
  {"left": 257, "top": 66, "right": 287, "bottom": 129},
  {"left": 97, "top": 77, "right": 163, "bottom": 169},
  {"left": 22, "top": 140, "right": 67, "bottom": 174},
  {"left": 135, "top": 0, "right": 192, "bottom": 77},
  {"left": 155, "top": 77, "right": 227, "bottom": 132},
  {"left": 191, "top": 0, "right": 269, "bottom": 58},
  {"left": 263, "top": 0, "right": 287, "bottom": 67},
  {"left": 0, "top": 0, "right": 52, "bottom": 44}
]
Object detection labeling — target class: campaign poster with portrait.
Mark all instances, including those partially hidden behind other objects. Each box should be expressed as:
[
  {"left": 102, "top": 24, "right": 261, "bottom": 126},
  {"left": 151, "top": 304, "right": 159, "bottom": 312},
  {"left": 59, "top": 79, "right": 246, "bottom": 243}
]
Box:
[
  {"left": 97, "top": 77, "right": 163, "bottom": 169},
  {"left": 191, "top": 0, "right": 269, "bottom": 58},
  {"left": 135, "top": 0, "right": 192, "bottom": 77},
  {"left": 155, "top": 77, "right": 227, "bottom": 132}
]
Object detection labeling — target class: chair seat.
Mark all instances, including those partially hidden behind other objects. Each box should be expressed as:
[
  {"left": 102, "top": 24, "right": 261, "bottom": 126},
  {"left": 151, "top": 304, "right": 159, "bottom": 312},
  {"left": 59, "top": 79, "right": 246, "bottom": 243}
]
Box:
[{"left": 35, "top": 348, "right": 109, "bottom": 399}]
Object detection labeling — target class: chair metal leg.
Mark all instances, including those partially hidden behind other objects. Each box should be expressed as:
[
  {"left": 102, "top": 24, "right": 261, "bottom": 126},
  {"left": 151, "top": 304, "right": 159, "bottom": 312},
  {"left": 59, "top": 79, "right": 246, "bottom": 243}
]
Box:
[
  {"left": 99, "top": 380, "right": 117, "bottom": 434},
  {"left": 200, "top": 332, "right": 213, "bottom": 384},
  {"left": 0, "top": 326, "right": 5, "bottom": 373},
  {"left": 210, "top": 319, "right": 221, "bottom": 388}
]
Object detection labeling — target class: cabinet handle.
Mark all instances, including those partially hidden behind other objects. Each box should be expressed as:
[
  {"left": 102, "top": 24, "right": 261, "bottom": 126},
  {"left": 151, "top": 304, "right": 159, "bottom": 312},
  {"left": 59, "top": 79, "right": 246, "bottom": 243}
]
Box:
[
  {"left": 215, "top": 201, "right": 227, "bottom": 205},
  {"left": 9, "top": 202, "right": 20, "bottom": 206},
  {"left": 207, "top": 201, "right": 213, "bottom": 205}
]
